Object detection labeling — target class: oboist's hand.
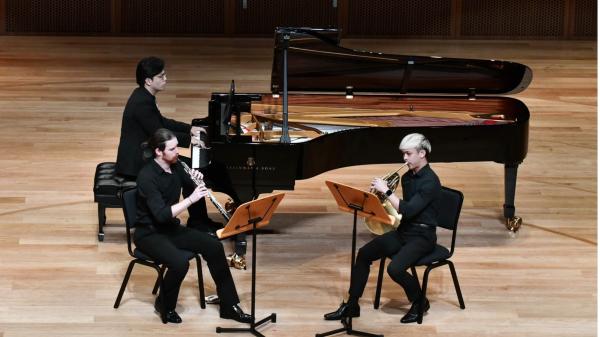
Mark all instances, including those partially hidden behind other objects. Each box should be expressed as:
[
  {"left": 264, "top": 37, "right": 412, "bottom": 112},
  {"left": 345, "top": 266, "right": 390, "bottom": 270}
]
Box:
[
  {"left": 188, "top": 167, "right": 204, "bottom": 181},
  {"left": 189, "top": 184, "right": 209, "bottom": 204},
  {"left": 371, "top": 178, "right": 389, "bottom": 194},
  {"left": 173, "top": 174, "right": 209, "bottom": 217}
]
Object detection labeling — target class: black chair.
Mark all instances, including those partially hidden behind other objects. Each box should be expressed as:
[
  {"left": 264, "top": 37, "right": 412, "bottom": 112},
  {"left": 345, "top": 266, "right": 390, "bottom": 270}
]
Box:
[
  {"left": 113, "top": 188, "right": 206, "bottom": 323},
  {"left": 373, "top": 186, "right": 466, "bottom": 324}
]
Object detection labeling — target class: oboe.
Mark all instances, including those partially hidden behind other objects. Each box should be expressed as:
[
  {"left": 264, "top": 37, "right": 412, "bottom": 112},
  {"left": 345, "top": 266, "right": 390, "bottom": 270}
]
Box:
[{"left": 179, "top": 159, "right": 231, "bottom": 221}]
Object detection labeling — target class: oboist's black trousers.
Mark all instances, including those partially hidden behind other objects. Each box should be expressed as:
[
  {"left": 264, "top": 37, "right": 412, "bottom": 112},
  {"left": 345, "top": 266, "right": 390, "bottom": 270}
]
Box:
[
  {"left": 134, "top": 226, "right": 240, "bottom": 311},
  {"left": 348, "top": 226, "right": 436, "bottom": 304}
]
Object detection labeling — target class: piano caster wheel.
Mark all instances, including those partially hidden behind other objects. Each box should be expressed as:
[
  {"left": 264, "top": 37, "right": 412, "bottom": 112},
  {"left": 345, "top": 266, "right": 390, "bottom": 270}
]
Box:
[
  {"left": 271, "top": 313, "right": 277, "bottom": 323},
  {"left": 216, "top": 327, "right": 222, "bottom": 333},
  {"left": 98, "top": 233, "right": 104, "bottom": 242},
  {"left": 505, "top": 216, "right": 522, "bottom": 232}
]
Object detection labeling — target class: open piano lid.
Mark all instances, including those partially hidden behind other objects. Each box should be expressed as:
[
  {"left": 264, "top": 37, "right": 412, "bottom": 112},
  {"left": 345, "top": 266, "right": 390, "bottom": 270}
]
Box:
[{"left": 271, "top": 27, "right": 532, "bottom": 96}]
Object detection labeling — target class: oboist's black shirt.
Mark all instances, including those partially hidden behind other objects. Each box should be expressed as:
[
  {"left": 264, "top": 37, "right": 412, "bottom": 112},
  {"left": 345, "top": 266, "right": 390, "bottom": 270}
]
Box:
[
  {"left": 398, "top": 164, "right": 442, "bottom": 228},
  {"left": 135, "top": 159, "right": 195, "bottom": 231}
]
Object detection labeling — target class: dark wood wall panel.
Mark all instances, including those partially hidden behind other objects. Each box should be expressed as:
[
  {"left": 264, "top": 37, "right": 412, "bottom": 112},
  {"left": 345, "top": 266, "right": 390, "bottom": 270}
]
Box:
[
  {"left": 461, "top": 0, "right": 565, "bottom": 38},
  {"left": 120, "top": 0, "right": 224, "bottom": 34},
  {"left": 5, "top": 0, "right": 110, "bottom": 33},
  {"left": 572, "top": 0, "right": 596, "bottom": 38},
  {"left": 234, "top": 0, "right": 337, "bottom": 35},
  {"left": 0, "top": 0, "right": 595, "bottom": 39},
  {"left": 346, "top": 0, "right": 452, "bottom": 37},
  {"left": 0, "top": 0, "right": 5, "bottom": 34}
]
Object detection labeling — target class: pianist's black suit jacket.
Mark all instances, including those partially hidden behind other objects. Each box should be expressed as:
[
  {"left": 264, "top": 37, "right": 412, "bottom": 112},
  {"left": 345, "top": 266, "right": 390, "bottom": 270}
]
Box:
[{"left": 115, "top": 87, "right": 192, "bottom": 177}]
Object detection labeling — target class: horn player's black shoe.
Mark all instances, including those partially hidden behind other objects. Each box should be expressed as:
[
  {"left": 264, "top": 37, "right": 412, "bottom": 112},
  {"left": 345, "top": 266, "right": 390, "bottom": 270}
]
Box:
[
  {"left": 154, "top": 299, "right": 182, "bottom": 324},
  {"left": 324, "top": 302, "right": 360, "bottom": 321},
  {"left": 400, "top": 298, "right": 429, "bottom": 324}
]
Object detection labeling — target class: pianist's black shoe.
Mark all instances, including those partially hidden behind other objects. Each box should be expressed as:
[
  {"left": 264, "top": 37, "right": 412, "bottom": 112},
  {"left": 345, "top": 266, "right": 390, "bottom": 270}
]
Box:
[
  {"left": 400, "top": 297, "right": 429, "bottom": 324},
  {"left": 220, "top": 304, "right": 253, "bottom": 323},
  {"left": 324, "top": 301, "right": 360, "bottom": 321},
  {"left": 154, "top": 299, "right": 182, "bottom": 324}
]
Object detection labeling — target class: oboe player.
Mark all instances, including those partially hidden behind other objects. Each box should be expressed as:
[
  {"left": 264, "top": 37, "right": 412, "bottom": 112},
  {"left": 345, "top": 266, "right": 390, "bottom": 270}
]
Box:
[{"left": 134, "top": 128, "right": 251, "bottom": 324}]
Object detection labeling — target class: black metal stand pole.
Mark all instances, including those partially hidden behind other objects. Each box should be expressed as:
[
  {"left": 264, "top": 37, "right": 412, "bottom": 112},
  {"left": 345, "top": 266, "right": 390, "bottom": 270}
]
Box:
[
  {"left": 316, "top": 206, "right": 383, "bottom": 337},
  {"left": 280, "top": 33, "right": 291, "bottom": 144},
  {"left": 217, "top": 218, "right": 276, "bottom": 337}
]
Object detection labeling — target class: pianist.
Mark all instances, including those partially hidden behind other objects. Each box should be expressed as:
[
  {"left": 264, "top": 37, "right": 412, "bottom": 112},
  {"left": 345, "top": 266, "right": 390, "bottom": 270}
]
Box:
[
  {"left": 324, "top": 133, "right": 442, "bottom": 324},
  {"left": 115, "top": 56, "right": 240, "bottom": 235}
]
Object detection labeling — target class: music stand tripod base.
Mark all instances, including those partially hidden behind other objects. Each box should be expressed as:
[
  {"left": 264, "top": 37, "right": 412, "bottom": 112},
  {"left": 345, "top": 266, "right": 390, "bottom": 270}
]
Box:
[
  {"left": 316, "top": 181, "right": 388, "bottom": 337},
  {"left": 216, "top": 226, "right": 276, "bottom": 337},
  {"left": 216, "top": 193, "right": 284, "bottom": 337},
  {"left": 316, "top": 316, "right": 383, "bottom": 337},
  {"left": 216, "top": 313, "right": 277, "bottom": 337}
]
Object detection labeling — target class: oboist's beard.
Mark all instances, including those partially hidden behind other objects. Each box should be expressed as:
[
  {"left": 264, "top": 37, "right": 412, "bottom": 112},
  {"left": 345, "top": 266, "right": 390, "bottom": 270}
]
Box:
[
  {"left": 168, "top": 154, "right": 179, "bottom": 165},
  {"left": 160, "top": 153, "right": 178, "bottom": 166}
]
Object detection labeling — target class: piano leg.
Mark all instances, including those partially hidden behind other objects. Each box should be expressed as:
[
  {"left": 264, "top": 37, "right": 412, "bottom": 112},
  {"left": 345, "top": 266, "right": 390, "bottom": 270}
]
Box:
[{"left": 504, "top": 163, "right": 523, "bottom": 232}]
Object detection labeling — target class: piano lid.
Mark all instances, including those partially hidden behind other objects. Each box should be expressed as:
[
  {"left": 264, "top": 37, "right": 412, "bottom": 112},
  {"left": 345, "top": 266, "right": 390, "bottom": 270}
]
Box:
[{"left": 271, "top": 27, "right": 532, "bottom": 96}]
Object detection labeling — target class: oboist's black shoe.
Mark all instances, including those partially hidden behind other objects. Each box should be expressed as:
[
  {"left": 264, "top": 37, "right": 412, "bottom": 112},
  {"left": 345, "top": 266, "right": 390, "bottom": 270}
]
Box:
[
  {"left": 324, "top": 302, "right": 360, "bottom": 321},
  {"left": 220, "top": 304, "right": 253, "bottom": 323},
  {"left": 154, "top": 300, "right": 183, "bottom": 324},
  {"left": 400, "top": 298, "right": 429, "bottom": 324}
]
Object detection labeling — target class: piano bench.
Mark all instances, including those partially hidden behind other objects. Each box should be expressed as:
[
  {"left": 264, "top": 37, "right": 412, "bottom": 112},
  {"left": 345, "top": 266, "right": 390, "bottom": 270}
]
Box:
[{"left": 93, "top": 162, "right": 136, "bottom": 242}]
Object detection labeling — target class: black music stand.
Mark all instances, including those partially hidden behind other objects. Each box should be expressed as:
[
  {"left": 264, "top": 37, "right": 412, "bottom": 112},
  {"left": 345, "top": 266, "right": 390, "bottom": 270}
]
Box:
[
  {"left": 278, "top": 31, "right": 291, "bottom": 143},
  {"left": 316, "top": 181, "right": 393, "bottom": 337},
  {"left": 216, "top": 193, "right": 285, "bottom": 337}
]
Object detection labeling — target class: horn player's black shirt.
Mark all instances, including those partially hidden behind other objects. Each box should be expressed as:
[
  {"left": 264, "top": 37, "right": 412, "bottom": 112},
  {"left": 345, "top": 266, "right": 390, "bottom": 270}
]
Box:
[{"left": 398, "top": 164, "right": 441, "bottom": 227}]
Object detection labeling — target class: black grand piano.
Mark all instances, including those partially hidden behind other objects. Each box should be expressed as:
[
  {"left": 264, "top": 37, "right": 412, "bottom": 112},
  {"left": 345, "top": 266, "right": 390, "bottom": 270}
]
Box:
[{"left": 193, "top": 27, "right": 531, "bottom": 231}]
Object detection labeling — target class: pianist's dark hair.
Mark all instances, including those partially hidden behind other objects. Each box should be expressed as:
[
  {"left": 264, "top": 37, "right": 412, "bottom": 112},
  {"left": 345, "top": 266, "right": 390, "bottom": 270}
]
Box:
[
  {"left": 136, "top": 56, "right": 165, "bottom": 87},
  {"left": 141, "top": 128, "right": 175, "bottom": 160}
]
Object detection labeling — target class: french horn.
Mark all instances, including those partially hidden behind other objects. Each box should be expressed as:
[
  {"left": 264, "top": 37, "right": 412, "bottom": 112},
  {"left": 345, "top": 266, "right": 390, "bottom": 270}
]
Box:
[{"left": 364, "top": 163, "right": 407, "bottom": 235}]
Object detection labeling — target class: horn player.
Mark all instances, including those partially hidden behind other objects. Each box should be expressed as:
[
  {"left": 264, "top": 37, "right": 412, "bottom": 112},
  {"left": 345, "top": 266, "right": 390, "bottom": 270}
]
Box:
[{"left": 323, "top": 133, "right": 442, "bottom": 324}]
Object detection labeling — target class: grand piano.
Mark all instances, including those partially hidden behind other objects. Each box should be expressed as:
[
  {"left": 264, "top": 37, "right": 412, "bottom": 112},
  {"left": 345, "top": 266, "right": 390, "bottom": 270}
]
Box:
[{"left": 193, "top": 27, "right": 531, "bottom": 231}]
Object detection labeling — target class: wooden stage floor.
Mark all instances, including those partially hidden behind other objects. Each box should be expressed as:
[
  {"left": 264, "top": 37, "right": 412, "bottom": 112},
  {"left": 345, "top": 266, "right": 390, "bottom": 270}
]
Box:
[{"left": 0, "top": 36, "right": 595, "bottom": 337}]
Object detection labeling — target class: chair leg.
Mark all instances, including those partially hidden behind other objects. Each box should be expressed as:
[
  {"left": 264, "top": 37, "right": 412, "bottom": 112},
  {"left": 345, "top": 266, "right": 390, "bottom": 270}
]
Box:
[
  {"left": 447, "top": 261, "right": 465, "bottom": 309},
  {"left": 114, "top": 260, "right": 137, "bottom": 308},
  {"left": 98, "top": 204, "right": 106, "bottom": 242},
  {"left": 417, "top": 266, "right": 433, "bottom": 324},
  {"left": 373, "top": 257, "right": 386, "bottom": 309},
  {"left": 195, "top": 256, "right": 206, "bottom": 309},
  {"left": 410, "top": 266, "right": 420, "bottom": 286},
  {"left": 152, "top": 265, "right": 166, "bottom": 295}
]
